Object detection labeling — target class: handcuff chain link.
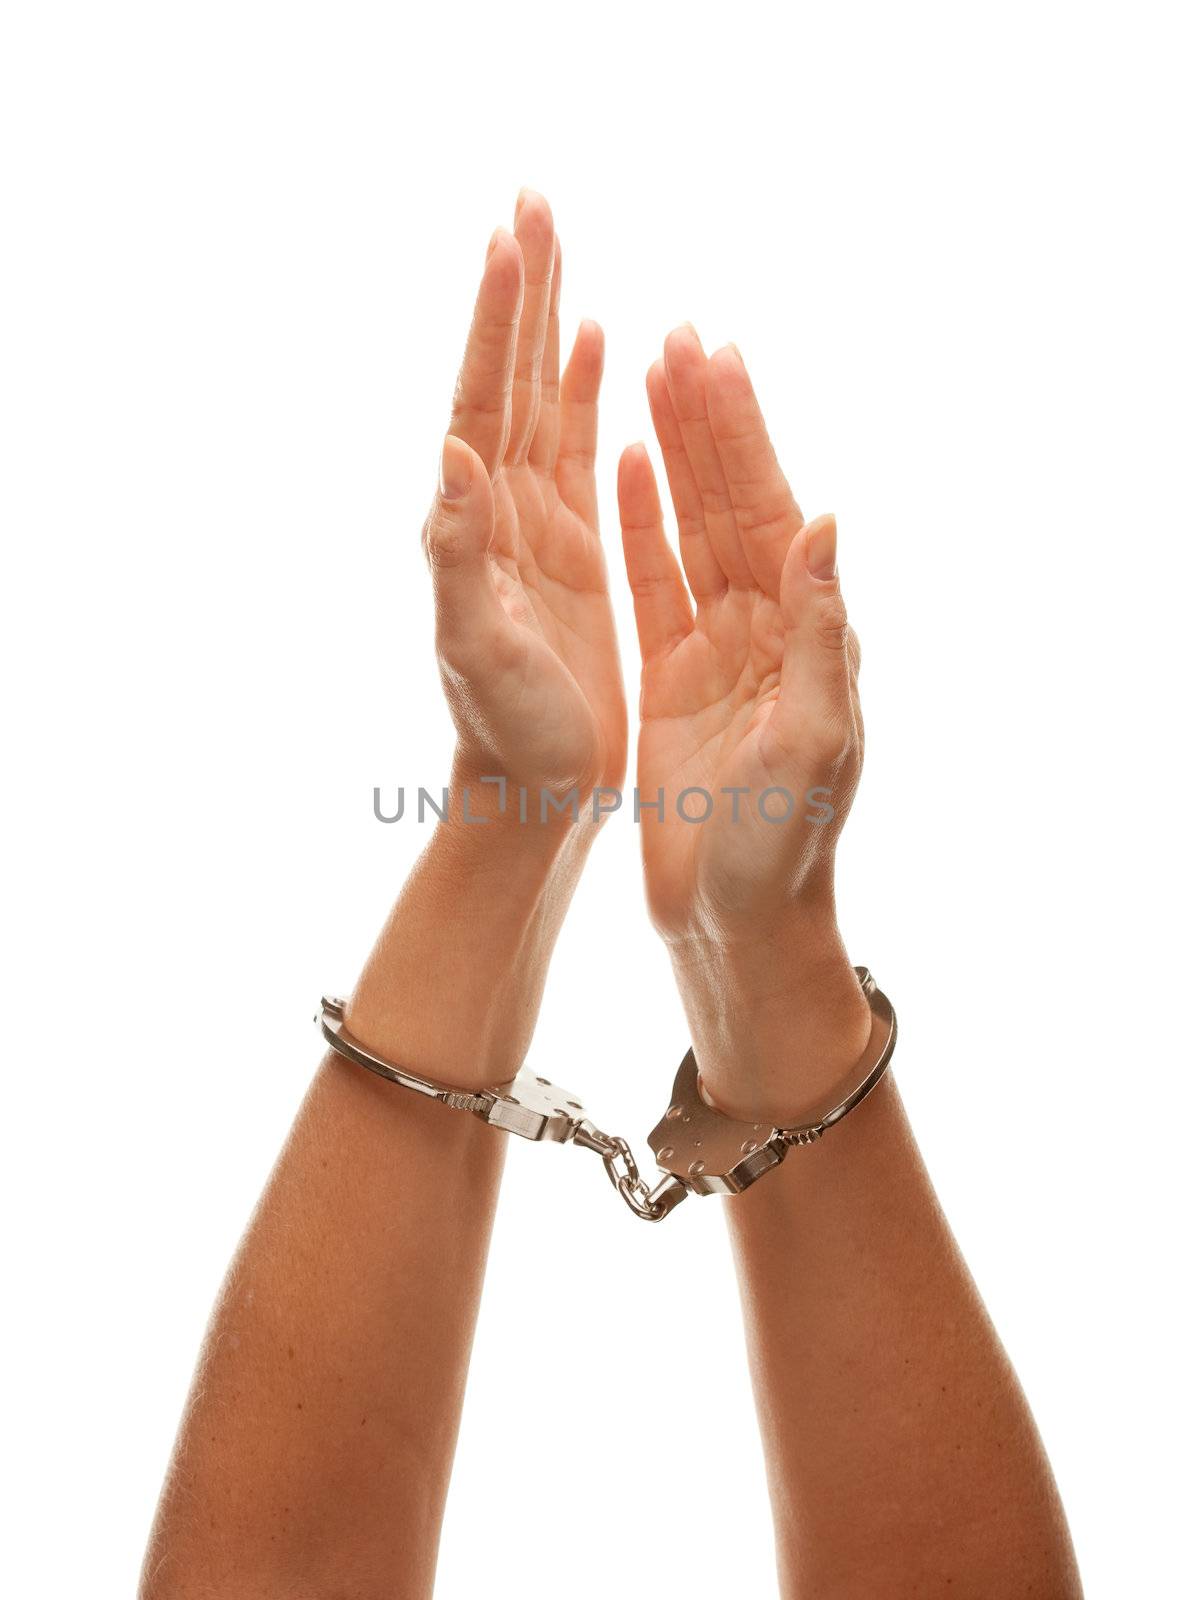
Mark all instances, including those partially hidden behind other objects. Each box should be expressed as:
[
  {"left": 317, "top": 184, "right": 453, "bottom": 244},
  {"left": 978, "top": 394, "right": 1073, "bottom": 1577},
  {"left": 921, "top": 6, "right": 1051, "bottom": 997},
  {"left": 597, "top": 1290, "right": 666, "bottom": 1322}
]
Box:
[
  {"left": 572, "top": 1121, "right": 688, "bottom": 1222},
  {"left": 318, "top": 968, "right": 894, "bottom": 1224}
]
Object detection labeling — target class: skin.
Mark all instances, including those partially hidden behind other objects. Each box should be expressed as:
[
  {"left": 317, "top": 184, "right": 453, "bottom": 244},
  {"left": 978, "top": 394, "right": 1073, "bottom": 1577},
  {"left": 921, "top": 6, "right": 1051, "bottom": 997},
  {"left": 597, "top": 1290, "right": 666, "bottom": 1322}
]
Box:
[
  {"left": 617, "top": 330, "right": 1083, "bottom": 1596},
  {"left": 618, "top": 329, "right": 873, "bottom": 1124},
  {"left": 143, "top": 192, "right": 1082, "bottom": 1598},
  {"left": 141, "top": 192, "right": 623, "bottom": 1600}
]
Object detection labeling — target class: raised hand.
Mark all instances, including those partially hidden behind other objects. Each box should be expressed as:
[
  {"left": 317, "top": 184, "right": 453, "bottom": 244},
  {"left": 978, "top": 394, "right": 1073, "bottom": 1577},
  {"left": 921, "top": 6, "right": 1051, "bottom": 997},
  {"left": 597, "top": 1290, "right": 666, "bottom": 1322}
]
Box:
[
  {"left": 617, "top": 326, "right": 869, "bottom": 1120},
  {"left": 617, "top": 327, "right": 863, "bottom": 936},
  {"left": 425, "top": 191, "right": 626, "bottom": 800}
]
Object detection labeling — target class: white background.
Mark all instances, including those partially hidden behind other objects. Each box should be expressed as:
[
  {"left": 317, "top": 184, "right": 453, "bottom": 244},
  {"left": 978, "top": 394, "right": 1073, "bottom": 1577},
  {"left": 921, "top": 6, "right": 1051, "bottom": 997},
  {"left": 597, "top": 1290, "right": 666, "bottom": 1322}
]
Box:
[{"left": 2, "top": 3, "right": 1197, "bottom": 1594}]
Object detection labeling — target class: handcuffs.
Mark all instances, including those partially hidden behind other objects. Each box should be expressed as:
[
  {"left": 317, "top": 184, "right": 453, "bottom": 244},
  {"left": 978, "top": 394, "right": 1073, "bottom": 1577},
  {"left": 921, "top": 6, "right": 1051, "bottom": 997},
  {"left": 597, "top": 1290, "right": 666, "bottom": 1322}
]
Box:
[{"left": 317, "top": 967, "right": 896, "bottom": 1223}]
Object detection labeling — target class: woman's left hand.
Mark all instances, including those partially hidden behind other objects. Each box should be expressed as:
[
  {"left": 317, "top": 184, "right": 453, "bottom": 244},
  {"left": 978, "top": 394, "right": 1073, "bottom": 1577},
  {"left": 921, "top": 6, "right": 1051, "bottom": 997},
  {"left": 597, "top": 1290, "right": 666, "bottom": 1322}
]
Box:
[{"left": 617, "top": 326, "right": 869, "bottom": 1121}]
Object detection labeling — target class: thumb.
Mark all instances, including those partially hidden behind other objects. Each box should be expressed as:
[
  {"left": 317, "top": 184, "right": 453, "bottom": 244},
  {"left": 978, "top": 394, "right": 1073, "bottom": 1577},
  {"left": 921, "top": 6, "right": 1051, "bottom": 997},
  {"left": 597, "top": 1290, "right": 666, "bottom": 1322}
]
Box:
[
  {"left": 423, "top": 435, "right": 505, "bottom": 646},
  {"left": 772, "top": 514, "right": 855, "bottom": 762}
]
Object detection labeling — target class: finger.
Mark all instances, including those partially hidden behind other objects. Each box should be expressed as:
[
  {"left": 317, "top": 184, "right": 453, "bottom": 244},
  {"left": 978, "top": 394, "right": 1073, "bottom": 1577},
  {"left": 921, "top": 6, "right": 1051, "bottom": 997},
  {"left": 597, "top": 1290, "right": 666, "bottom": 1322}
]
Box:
[
  {"left": 506, "top": 189, "right": 556, "bottom": 465},
  {"left": 662, "top": 325, "right": 755, "bottom": 587},
  {"left": 705, "top": 344, "right": 802, "bottom": 593},
  {"left": 647, "top": 358, "right": 726, "bottom": 604},
  {"left": 448, "top": 229, "right": 523, "bottom": 477},
  {"left": 424, "top": 434, "right": 508, "bottom": 651},
  {"left": 556, "top": 318, "right": 604, "bottom": 527},
  {"left": 618, "top": 443, "right": 694, "bottom": 660},
  {"left": 528, "top": 236, "right": 563, "bottom": 475},
  {"left": 768, "top": 515, "right": 855, "bottom": 767}
]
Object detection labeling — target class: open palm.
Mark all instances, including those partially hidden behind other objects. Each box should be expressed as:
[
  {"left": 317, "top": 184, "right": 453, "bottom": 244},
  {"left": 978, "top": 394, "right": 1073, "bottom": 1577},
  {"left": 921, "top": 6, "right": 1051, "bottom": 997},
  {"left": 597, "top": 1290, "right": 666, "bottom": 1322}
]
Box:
[
  {"left": 426, "top": 192, "right": 625, "bottom": 797},
  {"left": 618, "top": 328, "right": 862, "bottom": 937}
]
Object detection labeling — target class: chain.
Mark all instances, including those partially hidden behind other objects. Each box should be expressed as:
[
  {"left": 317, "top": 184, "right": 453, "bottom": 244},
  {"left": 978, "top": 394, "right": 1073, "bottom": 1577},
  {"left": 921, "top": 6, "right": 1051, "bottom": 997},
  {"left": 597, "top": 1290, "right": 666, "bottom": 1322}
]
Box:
[
  {"left": 572, "top": 1120, "right": 689, "bottom": 1222},
  {"left": 320, "top": 968, "right": 895, "bottom": 1224}
]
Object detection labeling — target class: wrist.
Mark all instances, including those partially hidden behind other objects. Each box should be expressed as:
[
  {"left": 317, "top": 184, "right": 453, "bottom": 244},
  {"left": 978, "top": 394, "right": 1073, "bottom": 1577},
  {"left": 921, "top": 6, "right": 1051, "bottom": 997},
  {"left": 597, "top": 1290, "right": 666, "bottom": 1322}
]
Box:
[
  {"left": 444, "top": 748, "right": 609, "bottom": 863},
  {"left": 347, "top": 765, "right": 596, "bottom": 1090},
  {"left": 668, "top": 910, "right": 872, "bottom": 1126}
]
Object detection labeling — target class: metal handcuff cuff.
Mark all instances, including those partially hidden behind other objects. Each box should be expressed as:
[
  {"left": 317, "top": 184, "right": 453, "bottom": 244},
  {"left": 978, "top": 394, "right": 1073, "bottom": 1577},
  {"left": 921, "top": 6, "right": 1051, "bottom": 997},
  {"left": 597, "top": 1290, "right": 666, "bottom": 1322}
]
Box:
[{"left": 317, "top": 968, "right": 896, "bottom": 1222}]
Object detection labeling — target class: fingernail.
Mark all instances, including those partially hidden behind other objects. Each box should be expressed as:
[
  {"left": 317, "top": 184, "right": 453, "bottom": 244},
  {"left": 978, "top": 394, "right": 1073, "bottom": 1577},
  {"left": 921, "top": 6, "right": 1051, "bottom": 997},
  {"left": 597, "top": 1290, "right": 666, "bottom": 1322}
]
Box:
[
  {"left": 440, "top": 436, "right": 470, "bottom": 501},
  {"left": 805, "top": 514, "right": 838, "bottom": 580},
  {"left": 486, "top": 227, "right": 504, "bottom": 262}
]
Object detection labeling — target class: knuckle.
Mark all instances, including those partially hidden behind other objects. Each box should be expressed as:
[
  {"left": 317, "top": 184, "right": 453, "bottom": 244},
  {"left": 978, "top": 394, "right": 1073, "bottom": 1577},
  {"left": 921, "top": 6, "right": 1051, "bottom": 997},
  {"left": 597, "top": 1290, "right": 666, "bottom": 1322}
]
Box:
[
  {"left": 730, "top": 486, "right": 799, "bottom": 540},
  {"left": 557, "top": 444, "right": 596, "bottom": 467},
  {"left": 699, "top": 486, "right": 734, "bottom": 518},
  {"left": 738, "top": 504, "right": 796, "bottom": 543},
  {"left": 847, "top": 625, "right": 863, "bottom": 674},
  {"left": 628, "top": 567, "right": 674, "bottom": 600},
  {"left": 424, "top": 513, "right": 467, "bottom": 570},
  {"left": 451, "top": 364, "right": 510, "bottom": 419},
  {"left": 815, "top": 590, "right": 850, "bottom": 653}
]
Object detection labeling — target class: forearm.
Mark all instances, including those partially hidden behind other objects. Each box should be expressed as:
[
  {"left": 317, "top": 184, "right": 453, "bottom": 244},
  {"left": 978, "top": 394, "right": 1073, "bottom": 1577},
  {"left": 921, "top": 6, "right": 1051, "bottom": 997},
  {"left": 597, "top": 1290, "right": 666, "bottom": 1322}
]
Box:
[
  {"left": 680, "top": 937, "right": 1082, "bottom": 1599},
  {"left": 142, "top": 799, "right": 588, "bottom": 1599},
  {"left": 349, "top": 765, "right": 591, "bottom": 1086}
]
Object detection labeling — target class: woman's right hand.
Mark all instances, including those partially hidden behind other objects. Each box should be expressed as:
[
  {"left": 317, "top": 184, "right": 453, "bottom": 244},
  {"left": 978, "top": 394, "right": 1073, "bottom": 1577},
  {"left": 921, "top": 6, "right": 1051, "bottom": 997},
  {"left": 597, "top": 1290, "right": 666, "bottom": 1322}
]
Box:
[{"left": 424, "top": 191, "right": 626, "bottom": 807}]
